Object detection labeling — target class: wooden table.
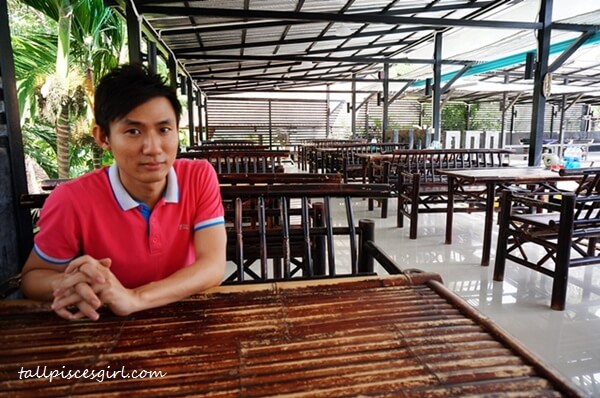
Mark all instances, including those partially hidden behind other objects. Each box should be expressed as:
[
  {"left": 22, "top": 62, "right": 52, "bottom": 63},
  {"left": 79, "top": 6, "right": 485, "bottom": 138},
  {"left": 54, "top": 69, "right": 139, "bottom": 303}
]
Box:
[
  {"left": 0, "top": 275, "right": 583, "bottom": 397},
  {"left": 438, "top": 167, "right": 578, "bottom": 266}
]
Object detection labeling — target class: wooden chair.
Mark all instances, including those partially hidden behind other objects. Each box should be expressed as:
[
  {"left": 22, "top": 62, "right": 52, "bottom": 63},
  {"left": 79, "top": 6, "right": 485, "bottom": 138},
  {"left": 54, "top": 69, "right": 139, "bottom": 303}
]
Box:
[
  {"left": 219, "top": 183, "right": 396, "bottom": 283},
  {"left": 494, "top": 167, "right": 600, "bottom": 310},
  {"left": 389, "top": 149, "right": 511, "bottom": 239}
]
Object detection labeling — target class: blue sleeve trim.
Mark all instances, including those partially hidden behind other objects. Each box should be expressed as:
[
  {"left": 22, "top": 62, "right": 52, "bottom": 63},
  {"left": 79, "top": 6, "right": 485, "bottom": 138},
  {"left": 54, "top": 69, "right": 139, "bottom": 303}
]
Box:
[
  {"left": 194, "top": 217, "right": 225, "bottom": 231},
  {"left": 33, "top": 245, "right": 73, "bottom": 265}
]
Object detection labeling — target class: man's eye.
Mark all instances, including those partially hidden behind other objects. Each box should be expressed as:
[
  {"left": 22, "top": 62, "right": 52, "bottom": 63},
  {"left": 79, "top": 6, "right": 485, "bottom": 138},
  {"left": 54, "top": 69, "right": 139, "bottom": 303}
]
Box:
[
  {"left": 160, "top": 127, "right": 172, "bottom": 133},
  {"left": 126, "top": 129, "right": 142, "bottom": 135}
]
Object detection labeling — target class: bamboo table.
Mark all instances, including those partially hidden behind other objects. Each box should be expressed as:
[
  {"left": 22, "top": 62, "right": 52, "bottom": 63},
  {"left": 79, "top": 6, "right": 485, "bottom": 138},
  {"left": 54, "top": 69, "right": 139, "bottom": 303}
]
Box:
[
  {"left": 0, "top": 274, "right": 583, "bottom": 397},
  {"left": 438, "top": 166, "right": 578, "bottom": 266}
]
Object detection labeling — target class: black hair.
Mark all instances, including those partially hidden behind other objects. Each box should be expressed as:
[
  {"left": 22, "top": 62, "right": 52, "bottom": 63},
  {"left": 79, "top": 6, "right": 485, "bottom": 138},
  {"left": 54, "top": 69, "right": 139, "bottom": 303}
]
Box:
[{"left": 93, "top": 63, "right": 182, "bottom": 136}]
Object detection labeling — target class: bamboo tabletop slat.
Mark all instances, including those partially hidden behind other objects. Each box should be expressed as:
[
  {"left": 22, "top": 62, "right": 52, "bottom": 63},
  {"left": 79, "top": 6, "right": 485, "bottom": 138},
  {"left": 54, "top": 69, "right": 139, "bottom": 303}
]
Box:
[{"left": 0, "top": 274, "right": 583, "bottom": 397}]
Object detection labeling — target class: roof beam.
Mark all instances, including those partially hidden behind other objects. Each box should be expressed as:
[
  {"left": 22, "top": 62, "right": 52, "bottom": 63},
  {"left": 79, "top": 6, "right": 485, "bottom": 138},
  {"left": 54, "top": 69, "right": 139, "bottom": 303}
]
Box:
[
  {"left": 389, "top": 81, "right": 414, "bottom": 104},
  {"left": 187, "top": 32, "right": 419, "bottom": 54},
  {"left": 186, "top": 61, "right": 301, "bottom": 76},
  {"left": 175, "top": 53, "right": 470, "bottom": 65},
  {"left": 441, "top": 63, "right": 474, "bottom": 92},
  {"left": 137, "top": 6, "right": 542, "bottom": 30},
  {"left": 551, "top": 22, "right": 600, "bottom": 32},
  {"left": 195, "top": 76, "right": 414, "bottom": 84},
  {"left": 548, "top": 31, "right": 596, "bottom": 73},
  {"left": 191, "top": 64, "right": 366, "bottom": 80},
  {"left": 158, "top": 20, "right": 307, "bottom": 36}
]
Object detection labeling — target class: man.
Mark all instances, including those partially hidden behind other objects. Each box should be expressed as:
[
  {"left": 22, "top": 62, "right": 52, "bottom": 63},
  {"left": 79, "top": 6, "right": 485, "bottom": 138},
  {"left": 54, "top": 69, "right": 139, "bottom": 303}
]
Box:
[{"left": 20, "top": 64, "right": 227, "bottom": 321}]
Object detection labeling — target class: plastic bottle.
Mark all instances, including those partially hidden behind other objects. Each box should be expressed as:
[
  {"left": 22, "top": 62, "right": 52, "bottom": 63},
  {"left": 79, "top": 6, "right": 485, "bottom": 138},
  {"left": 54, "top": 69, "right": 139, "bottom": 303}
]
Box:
[
  {"left": 571, "top": 146, "right": 582, "bottom": 169},
  {"left": 562, "top": 147, "right": 571, "bottom": 168}
]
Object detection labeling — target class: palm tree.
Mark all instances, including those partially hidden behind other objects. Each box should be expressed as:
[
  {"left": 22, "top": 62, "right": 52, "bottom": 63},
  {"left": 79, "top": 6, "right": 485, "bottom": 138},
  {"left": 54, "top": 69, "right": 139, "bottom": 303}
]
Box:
[{"left": 12, "top": 0, "right": 125, "bottom": 177}]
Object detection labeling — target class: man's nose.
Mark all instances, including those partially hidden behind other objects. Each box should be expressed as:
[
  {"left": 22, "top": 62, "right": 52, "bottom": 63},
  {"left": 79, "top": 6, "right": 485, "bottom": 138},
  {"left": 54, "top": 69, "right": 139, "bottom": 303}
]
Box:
[{"left": 143, "top": 132, "right": 162, "bottom": 153}]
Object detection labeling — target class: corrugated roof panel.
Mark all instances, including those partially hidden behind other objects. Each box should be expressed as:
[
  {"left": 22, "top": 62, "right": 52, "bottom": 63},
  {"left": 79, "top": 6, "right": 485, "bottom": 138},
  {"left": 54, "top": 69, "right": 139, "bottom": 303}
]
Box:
[{"left": 112, "top": 0, "right": 598, "bottom": 101}]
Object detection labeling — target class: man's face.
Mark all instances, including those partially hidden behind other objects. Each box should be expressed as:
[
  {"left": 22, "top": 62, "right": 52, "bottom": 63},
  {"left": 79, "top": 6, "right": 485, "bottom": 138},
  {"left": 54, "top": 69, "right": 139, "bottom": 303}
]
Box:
[{"left": 102, "top": 96, "right": 179, "bottom": 193}]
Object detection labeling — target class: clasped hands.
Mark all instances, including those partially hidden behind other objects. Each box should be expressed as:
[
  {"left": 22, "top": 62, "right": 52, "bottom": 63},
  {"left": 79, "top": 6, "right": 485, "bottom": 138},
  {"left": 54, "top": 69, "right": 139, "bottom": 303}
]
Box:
[{"left": 51, "top": 255, "right": 138, "bottom": 321}]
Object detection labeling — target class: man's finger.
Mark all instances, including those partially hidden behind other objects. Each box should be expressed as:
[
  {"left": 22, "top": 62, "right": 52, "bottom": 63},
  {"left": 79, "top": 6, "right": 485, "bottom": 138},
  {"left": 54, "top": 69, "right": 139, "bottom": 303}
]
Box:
[
  {"left": 52, "top": 272, "right": 89, "bottom": 297},
  {"left": 73, "top": 300, "right": 100, "bottom": 321},
  {"left": 74, "top": 282, "right": 102, "bottom": 309},
  {"left": 52, "top": 290, "right": 83, "bottom": 311},
  {"left": 98, "top": 258, "right": 112, "bottom": 269}
]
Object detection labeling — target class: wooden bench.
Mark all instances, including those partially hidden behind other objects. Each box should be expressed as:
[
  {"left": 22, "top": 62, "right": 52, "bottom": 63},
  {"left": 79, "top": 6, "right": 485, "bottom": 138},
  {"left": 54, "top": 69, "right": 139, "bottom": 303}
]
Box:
[
  {"left": 219, "top": 183, "right": 395, "bottom": 283},
  {"left": 177, "top": 150, "right": 290, "bottom": 173},
  {"left": 369, "top": 148, "right": 513, "bottom": 239},
  {"left": 494, "top": 167, "right": 600, "bottom": 310}
]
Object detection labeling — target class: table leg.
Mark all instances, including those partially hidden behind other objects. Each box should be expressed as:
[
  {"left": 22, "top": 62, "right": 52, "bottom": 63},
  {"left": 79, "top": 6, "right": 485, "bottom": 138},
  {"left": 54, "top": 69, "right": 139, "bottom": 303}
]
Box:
[
  {"left": 445, "top": 177, "right": 455, "bottom": 244},
  {"left": 480, "top": 182, "right": 495, "bottom": 266}
]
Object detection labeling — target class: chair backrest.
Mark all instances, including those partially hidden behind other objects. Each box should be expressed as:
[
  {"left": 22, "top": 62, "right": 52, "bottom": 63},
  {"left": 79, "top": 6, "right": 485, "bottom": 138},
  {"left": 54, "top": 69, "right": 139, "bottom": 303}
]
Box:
[
  {"left": 464, "top": 130, "right": 482, "bottom": 149},
  {"left": 219, "top": 183, "right": 392, "bottom": 283},
  {"left": 560, "top": 167, "right": 600, "bottom": 196},
  {"left": 387, "top": 149, "right": 512, "bottom": 183},
  {"left": 484, "top": 130, "right": 500, "bottom": 149},
  {"left": 218, "top": 172, "right": 342, "bottom": 185},
  {"left": 178, "top": 150, "right": 290, "bottom": 173},
  {"left": 443, "top": 131, "right": 461, "bottom": 149}
]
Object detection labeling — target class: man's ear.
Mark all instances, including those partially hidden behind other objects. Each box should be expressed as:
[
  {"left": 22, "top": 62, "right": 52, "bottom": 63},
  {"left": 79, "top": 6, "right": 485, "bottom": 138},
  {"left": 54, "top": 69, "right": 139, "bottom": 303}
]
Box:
[{"left": 92, "top": 125, "right": 110, "bottom": 150}]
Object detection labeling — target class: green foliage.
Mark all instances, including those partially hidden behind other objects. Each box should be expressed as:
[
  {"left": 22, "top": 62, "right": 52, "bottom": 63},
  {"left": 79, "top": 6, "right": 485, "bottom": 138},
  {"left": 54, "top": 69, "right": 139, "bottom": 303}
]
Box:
[
  {"left": 440, "top": 102, "right": 500, "bottom": 131},
  {"left": 10, "top": 0, "right": 126, "bottom": 177},
  {"left": 11, "top": 33, "right": 56, "bottom": 120},
  {"left": 441, "top": 102, "right": 469, "bottom": 131},
  {"left": 21, "top": 123, "right": 58, "bottom": 179}
]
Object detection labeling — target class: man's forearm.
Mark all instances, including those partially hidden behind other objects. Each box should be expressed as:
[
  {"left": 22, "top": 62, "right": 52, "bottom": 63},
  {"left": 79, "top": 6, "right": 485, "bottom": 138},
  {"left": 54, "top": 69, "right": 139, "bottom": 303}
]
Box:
[
  {"left": 133, "top": 260, "right": 225, "bottom": 313},
  {"left": 20, "top": 269, "right": 64, "bottom": 301}
]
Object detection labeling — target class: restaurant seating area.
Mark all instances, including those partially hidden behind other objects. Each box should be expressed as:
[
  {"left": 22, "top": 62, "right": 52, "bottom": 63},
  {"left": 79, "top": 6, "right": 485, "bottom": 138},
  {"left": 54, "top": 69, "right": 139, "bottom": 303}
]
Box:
[
  {"left": 4, "top": 0, "right": 600, "bottom": 395},
  {"left": 6, "top": 140, "right": 600, "bottom": 395}
]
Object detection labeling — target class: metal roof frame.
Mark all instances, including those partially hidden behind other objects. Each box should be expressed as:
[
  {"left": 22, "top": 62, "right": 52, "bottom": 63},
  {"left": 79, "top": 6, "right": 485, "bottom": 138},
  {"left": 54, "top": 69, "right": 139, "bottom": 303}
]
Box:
[{"left": 107, "top": 1, "right": 600, "bottom": 156}]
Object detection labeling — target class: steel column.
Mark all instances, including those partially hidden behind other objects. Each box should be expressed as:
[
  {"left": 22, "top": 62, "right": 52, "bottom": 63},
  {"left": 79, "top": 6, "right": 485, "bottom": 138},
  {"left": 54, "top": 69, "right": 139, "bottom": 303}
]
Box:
[
  {"left": 187, "top": 78, "right": 195, "bottom": 146},
  {"left": 382, "top": 64, "right": 389, "bottom": 142},
  {"left": 528, "top": 0, "right": 553, "bottom": 166},
  {"left": 432, "top": 33, "right": 442, "bottom": 141},
  {"left": 351, "top": 74, "right": 356, "bottom": 138},
  {"left": 126, "top": 0, "right": 143, "bottom": 64},
  {"left": 0, "top": 0, "right": 33, "bottom": 281},
  {"left": 197, "top": 91, "right": 204, "bottom": 142}
]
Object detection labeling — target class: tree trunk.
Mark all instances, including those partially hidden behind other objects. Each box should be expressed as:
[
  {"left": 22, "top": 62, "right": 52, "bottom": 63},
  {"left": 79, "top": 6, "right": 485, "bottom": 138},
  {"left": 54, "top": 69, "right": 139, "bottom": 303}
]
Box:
[
  {"left": 55, "top": 0, "right": 71, "bottom": 179},
  {"left": 56, "top": 104, "right": 70, "bottom": 178}
]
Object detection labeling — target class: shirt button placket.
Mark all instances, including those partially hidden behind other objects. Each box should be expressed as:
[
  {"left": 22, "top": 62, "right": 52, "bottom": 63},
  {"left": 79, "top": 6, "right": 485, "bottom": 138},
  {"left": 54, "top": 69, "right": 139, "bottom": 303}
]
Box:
[{"left": 149, "top": 219, "right": 162, "bottom": 252}]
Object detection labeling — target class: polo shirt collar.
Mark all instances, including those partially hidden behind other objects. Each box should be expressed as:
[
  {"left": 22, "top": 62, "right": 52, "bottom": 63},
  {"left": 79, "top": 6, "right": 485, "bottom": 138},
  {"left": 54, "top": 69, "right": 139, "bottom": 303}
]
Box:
[{"left": 108, "top": 163, "right": 179, "bottom": 211}]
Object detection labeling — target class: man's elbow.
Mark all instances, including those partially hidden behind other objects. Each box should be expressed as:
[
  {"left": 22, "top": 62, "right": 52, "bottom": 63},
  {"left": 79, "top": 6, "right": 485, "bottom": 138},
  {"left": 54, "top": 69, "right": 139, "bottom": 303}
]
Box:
[{"left": 210, "top": 258, "right": 226, "bottom": 287}]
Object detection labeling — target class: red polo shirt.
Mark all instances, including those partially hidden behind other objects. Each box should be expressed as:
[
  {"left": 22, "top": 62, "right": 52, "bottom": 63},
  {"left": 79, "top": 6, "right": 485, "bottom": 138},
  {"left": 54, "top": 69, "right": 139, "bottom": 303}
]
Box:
[{"left": 33, "top": 159, "right": 224, "bottom": 288}]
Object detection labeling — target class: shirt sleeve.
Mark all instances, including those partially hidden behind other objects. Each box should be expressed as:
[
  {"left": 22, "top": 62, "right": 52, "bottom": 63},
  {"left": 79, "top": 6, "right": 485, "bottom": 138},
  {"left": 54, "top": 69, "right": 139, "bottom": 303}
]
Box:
[
  {"left": 33, "top": 184, "right": 81, "bottom": 265},
  {"left": 192, "top": 161, "right": 225, "bottom": 231}
]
